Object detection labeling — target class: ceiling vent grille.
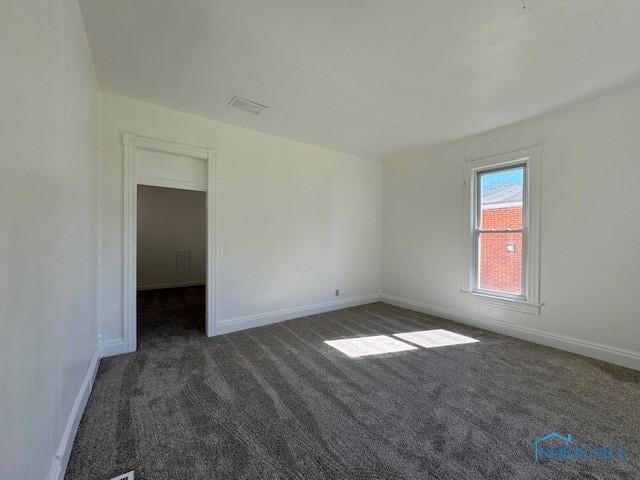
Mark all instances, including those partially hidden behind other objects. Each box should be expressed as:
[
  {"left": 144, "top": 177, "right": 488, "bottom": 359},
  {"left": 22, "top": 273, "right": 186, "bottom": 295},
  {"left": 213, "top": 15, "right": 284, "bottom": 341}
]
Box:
[{"left": 228, "top": 96, "right": 268, "bottom": 114}]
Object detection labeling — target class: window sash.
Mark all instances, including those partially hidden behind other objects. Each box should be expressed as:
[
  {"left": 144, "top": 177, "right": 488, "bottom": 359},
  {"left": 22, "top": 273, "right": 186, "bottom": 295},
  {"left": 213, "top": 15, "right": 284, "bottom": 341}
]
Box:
[{"left": 472, "top": 164, "right": 527, "bottom": 300}]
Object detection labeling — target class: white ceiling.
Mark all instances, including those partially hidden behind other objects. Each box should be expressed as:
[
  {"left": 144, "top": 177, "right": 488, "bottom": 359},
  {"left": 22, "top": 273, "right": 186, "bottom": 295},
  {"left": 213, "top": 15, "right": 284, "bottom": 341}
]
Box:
[{"left": 79, "top": 0, "right": 640, "bottom": 159}]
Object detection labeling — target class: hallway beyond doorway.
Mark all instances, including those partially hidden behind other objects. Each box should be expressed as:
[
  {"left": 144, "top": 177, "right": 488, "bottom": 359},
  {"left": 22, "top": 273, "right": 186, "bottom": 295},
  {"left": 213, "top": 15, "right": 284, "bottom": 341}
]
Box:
[{"left": 137, "top": 286, "right": 205, "bottom": 348}]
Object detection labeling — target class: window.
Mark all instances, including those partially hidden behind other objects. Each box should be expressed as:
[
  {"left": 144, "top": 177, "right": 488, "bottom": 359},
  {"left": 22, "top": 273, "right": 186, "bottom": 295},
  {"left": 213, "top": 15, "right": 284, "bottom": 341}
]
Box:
[
  {"left": 476, "top": 165, "right": 525, "bottom": 297},
  {"left": 462, "top": 147, "right": 542, "bottom": 314}
]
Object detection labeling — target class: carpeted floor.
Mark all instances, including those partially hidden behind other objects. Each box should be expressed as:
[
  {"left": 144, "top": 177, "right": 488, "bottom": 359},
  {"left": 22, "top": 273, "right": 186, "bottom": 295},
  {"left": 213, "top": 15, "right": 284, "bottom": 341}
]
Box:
[
  {"left": 136, "top": 286, "right": 206, "bottom": 348},
  {"left": 66, "top": 299, "right": 640, "bottom": 480}
]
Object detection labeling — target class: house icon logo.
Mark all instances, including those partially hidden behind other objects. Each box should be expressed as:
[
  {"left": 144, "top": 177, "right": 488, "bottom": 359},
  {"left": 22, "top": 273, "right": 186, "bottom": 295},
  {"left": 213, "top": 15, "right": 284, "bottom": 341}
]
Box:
[
  {"left": 532, "top": 432, "right": 629, "bottom": 462},
  {"left": 532, "top": 432, "right": 573, "bottom": 462}
]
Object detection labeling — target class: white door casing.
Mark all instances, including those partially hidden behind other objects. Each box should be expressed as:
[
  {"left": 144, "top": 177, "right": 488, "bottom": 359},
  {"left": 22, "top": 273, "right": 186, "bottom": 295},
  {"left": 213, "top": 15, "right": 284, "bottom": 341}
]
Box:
[{"left": 122, "top": 132, "right": 215, "bottom": 352}]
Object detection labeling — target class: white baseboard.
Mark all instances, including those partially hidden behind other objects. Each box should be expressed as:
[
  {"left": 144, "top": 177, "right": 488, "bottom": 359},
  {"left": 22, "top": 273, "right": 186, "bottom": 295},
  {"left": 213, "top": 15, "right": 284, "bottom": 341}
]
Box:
[
  {"left": 215, "top": 293, "right": 381, "bottom": 336},
  {"left": 381, "top": 294, "right": 640, "bottom": 371},
  {"left": 46, "top": 349, "right": 101, "bottom": 480},
  {"left": 136, "top": 281, "right": 205, "bottom": 291},
  {"left": 100, "top": 338, "right": 127, "bottom": 358},
  {"left": 100, "top": 294, "right": 381, "bottom": 355}
]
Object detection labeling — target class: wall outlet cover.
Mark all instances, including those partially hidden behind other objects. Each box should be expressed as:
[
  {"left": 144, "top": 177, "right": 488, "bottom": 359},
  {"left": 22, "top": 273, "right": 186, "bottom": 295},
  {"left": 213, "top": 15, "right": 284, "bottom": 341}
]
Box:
[{"left": 176, "top": 250, "right": 191, "bottom": 272}]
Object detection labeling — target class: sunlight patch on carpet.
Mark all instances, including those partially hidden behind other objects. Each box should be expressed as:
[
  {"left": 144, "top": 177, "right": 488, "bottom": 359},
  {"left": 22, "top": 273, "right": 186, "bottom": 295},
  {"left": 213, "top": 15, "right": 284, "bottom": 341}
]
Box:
[
  {"left": 325, "top": 335, "right": 418, "bottom": 357},
  {"left": 393, "top": 329, "right": 478, "bottom": 349}
]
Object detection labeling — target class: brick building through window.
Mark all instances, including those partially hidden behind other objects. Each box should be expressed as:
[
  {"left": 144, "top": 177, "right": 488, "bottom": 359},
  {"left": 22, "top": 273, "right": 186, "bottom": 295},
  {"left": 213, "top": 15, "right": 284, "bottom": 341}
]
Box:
[{"left": 478, "top": 177, "right": 523, "bottom": 295}]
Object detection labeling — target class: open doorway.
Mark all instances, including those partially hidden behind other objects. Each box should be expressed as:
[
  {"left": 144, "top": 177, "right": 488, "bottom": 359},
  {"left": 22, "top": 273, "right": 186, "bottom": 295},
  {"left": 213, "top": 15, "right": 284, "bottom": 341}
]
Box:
[
  {"left": 122, "top": 133, "right": 214, "bottom": 353},
  {"left": 136, "top": 185, "right": 207, "bottom": 347}
]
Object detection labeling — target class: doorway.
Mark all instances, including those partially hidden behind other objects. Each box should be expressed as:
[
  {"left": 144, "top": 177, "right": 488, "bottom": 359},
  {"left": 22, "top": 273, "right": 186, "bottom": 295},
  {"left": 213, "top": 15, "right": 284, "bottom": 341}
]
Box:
[
  {"left": 136, "top": 185, "right": 207, "bottom": 346},
  {"left": 122, "top": 133, "right": 215, "bottom": 353}
]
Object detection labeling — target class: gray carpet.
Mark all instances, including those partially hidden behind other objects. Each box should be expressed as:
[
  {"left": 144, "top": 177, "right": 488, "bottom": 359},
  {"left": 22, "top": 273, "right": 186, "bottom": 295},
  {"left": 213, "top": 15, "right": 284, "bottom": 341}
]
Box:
[
  {"left": 65, "top": 299, "right": 640, "bottom": 480},
  {"left": 136, "top": 286, "right": 206, "bottom": 347}
]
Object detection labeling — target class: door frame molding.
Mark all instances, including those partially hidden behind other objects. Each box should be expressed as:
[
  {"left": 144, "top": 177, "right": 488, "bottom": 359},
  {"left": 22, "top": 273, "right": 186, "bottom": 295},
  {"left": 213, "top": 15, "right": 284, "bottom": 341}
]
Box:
[{"left": 122, "top": 132, "right": 215, "bottom": 352}]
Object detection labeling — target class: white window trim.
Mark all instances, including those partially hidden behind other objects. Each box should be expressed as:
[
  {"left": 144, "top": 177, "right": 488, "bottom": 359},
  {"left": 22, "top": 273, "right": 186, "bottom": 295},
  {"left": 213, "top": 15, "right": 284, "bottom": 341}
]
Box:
[{"left": 461, "top": 146, "right": 543, "bottom": 315}]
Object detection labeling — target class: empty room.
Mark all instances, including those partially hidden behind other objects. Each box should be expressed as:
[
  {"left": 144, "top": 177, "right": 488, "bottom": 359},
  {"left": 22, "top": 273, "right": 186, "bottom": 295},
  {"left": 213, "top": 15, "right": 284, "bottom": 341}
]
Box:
[
  {"left": 137, "top": 185, "right": 208, "bottom": 345},
  {"left": 2, "top": 1, "right": 640, "bottom": 479}
]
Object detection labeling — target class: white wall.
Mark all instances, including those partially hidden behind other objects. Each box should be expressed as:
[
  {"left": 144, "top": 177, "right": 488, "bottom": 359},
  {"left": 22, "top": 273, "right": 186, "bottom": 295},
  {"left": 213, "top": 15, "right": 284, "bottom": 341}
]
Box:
[
  {"left": 0, "top": 1, "right": 100, "bottom": 479},
  {"left": 137, "top": 186, "right": 207, "bottom": 289},
  {"left": 382, "top": 83, "right": 640, "bottom": 369},
  {"left": 100, "top": 93, "right": 381, "bottom": 348}
]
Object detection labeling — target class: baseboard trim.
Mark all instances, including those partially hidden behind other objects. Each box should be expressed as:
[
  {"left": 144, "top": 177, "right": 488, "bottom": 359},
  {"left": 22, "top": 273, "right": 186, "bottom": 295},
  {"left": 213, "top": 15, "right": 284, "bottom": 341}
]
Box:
[
  {"left": 381, "top": 294, "right": 640, "bottom": 371},
  {"left": 137, "top": 281, "right": 205, "bottom": 291},
  {"left": 100, "top": 338, "right": 127, "bottom": 358},
  {"left": 215, "top": 293, "right": 381, "bottom": 336},
  {"left": 46, "top": 349, "right": 101, "bottom": 480}
]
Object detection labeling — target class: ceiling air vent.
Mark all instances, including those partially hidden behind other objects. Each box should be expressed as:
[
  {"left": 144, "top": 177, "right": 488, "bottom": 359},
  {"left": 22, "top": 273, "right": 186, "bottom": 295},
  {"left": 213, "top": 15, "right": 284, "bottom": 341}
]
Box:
[{"left": 228, "top": 96, "right": 268, "bottom": 114}]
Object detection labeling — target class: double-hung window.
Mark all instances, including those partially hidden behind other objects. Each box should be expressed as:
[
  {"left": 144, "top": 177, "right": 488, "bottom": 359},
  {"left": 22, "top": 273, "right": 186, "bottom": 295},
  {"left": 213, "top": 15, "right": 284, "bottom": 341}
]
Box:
[{"left": 462, "top": 146, "right": 542, "bottom": 314}]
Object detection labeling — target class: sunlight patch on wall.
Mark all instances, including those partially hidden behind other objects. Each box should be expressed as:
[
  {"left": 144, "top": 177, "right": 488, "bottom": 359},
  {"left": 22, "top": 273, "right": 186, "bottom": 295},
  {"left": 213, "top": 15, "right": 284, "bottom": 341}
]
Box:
[
  {"left": 325, "top": 335, "right": 418, "bottom": 358},
  {"left": 393, "top": 329, "right": 478, "bottom": 349}
]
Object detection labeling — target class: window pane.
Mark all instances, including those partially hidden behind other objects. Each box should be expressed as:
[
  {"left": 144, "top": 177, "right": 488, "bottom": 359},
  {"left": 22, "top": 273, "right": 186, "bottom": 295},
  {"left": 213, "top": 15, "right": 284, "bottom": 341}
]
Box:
[
  {"left": 480, "top": 166, "right": 524, "bottom": 230},
  {"left": 478, "top": 231, "right": 522, "bottom": 295}
]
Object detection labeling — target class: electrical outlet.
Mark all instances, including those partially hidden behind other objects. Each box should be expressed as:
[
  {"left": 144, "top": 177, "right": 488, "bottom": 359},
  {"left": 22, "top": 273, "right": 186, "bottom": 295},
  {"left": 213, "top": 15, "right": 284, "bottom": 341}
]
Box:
[
  {"left": 335, "top": 289, "right": 340, "bottom": 297},
  {"left": 176, "top": 250, "right": 191, "bottom": 273}
]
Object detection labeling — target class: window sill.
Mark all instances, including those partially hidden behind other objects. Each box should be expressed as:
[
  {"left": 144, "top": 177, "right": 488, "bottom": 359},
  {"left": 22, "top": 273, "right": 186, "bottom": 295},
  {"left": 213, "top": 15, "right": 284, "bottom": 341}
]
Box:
[{"left": 460, "top": 290, "right": 542, "bottom": 315}]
